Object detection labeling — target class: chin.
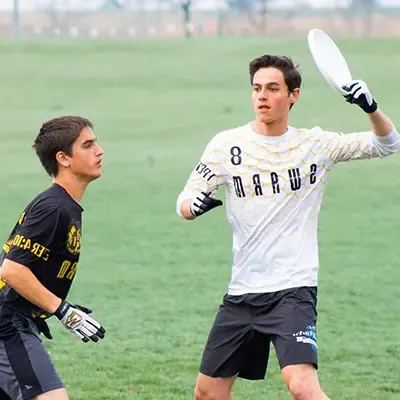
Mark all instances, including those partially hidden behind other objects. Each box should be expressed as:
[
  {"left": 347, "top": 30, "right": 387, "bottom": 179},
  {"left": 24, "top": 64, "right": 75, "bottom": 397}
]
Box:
[
  {"left": 87, "top": 170, "right": 102, "bottom": 182},
  {"left": 92, "top": 171, "right": 102, "bottom": 180},
  {"left": 259, "top": 115, "right": 275, "bottom": 124}
]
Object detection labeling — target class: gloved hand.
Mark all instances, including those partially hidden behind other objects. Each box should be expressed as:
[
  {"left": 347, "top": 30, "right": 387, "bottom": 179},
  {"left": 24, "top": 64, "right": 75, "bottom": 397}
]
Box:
[
  {"left": 190, "top": 191, "right": 223, "bottom": 217},
  {"left": 342, "top": 80, "right": 378, "bottom": 113},
  {"left": 55, "top": 301, "right": 106, "bottom": 343},
  {"left": 34, "top": 304, "right": 91, "bottom": 340},
  {"left": 34, "top": 318, "right": 53, "bottom": 340}
]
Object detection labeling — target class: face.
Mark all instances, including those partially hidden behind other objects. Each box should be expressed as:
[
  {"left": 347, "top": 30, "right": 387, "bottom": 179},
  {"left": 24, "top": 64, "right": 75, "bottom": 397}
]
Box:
[
  {"left": 252, "top": 67, "right": 299, "bottom": 124},
  {"left": 57, "top": 127, "right": 104, "bottom": 182}
]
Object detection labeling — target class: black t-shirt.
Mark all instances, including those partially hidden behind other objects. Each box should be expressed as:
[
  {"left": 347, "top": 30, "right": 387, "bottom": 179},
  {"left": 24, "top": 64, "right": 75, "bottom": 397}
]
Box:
[{"left": 0, "top": 183, "right": 83, "bottom": 319}]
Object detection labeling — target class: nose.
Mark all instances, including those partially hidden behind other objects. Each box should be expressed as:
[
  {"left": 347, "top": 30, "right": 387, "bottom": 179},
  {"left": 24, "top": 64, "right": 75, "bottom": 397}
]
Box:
[
  {"left": 258, "top": 88, "right": 268, "bottom": 100},
  {"left": 97, "top": 144, "right": 104, "bottom": 156}
]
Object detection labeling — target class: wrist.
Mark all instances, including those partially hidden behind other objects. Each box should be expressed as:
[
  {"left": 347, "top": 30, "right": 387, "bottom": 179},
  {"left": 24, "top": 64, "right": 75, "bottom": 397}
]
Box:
[
  {"left": 54, "top": 300, "right": 70, "bottom": 320},
  {"left": 48, "top": 297, "right": 63, "bottom": 315},
  {"left": 361, "top": 98, "right": 378, "bottom": 114},
  {"left": 365, "top": 101, "right": 378, "bottom": 114}
]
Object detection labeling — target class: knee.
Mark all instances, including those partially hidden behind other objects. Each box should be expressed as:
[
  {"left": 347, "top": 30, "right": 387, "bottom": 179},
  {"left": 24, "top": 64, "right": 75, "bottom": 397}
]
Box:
[
  {"left": 194, "top": 384, "right": 216, "bottom": 400},
  {"left": 194, "top": 385, "right": 212, "bottom": 400},
  {"left": 33, "top": 388, "right": 69, "bottom": 400},
  {"left": 194, "top": 383, "right": 229, "bottom": 400},
  {"left": 194, "top": 372, "right": 234, "bottom": 400},
  {"left": 288, "top": 376, "right": 320, "bottom": 400}
]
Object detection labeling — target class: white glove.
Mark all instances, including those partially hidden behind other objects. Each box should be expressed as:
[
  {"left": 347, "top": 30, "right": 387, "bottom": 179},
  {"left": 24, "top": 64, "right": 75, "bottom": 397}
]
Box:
[
  {"left": 342, "top": 79, "right": 378, "bottom": 113},
  {"left": 54, "top": 301, "right": 106, "bottom": 343}
]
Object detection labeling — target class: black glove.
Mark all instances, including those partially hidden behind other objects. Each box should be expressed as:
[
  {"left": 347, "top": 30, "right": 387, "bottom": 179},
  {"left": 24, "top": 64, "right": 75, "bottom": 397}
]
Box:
[
  {"left": 190, "top": 191, "right": 223, "bottom": 217},
  {"left": 34, "top": 318, "right": 53, "bottom": 340},
  {"left": 55, "top": 300, "right": 106, "bottom": 343},
  {"left": 342, "top": 80, "right": 378, "bottom": 113}
]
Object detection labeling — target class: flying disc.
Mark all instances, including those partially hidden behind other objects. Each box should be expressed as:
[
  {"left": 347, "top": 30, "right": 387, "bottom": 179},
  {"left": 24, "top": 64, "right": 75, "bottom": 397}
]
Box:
[{"left": 308, "top": 28, "right": 352, "bottom": 95}]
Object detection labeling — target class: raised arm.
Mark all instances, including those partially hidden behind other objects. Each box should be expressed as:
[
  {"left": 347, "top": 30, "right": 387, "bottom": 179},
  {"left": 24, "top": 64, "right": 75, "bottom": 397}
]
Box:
[{"left": 327, "top": 80, "right": 400, "bottom": 163}]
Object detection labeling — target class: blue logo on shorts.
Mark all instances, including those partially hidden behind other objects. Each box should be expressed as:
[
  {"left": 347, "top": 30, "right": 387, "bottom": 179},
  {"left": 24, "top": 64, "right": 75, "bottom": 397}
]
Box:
[{"left": 293, "top": 324, "right": 317, "bottom": 351}]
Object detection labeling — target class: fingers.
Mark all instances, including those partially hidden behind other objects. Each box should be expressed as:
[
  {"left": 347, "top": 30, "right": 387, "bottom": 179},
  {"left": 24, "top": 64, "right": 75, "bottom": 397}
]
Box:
[
  {"left": 35, "top": 319, "right": 53, "bottom": 340},
  {"left": 57, "top": 300, "right": 106, "bottom": 343},
  {"left": 76, "top": 324, "right": 106, "bottom": 343},
  {"left": 203, "top": 198, "right": 223, "bottom": 211},
  {"left": 342, "top": 79, "right": 377, "bottom": 113},
  {"left": 75, "top": 329, "right": 89, "bottom": 343},
  {"left": 365, "top": 90, "right": 373, "bottom": 106},
  {"left": 192, "top": 192, "right": 223, "bottom": 216},
  {"left": 352, "top": 86, "right": 363, "bottom": 99},
  {"left": 77, "top": 317, "right": 106, "bottom": 343},
  {"left": 342, "top": 81, "right": 357, "bottom": 92},
  {"left": 41, "top": 324, "right": 53, "bottom": 340},
  {"left": 74, "top": 304, "right": 93, "bottom": 314},
  {"left": 342, "top": 80, "right": 370, "bottom": 99}
]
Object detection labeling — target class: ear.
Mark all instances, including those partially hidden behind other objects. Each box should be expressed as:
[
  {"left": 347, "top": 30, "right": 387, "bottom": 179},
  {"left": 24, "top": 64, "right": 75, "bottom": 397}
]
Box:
[
  {"left": 289, "top": 88, "right": 300, "bottom": 105},
  {"left": 55, "top": 151, "right": 71, "bottom": 169}
]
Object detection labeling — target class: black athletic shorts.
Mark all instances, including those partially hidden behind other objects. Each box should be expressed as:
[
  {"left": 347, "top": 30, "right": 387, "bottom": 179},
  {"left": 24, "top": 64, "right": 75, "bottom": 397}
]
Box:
[
  {"left": 199, "top": 286, "right": 318, "bottom": 380},
  {"left": 0, "top": 306, "right": 64, "bottom": 400}
]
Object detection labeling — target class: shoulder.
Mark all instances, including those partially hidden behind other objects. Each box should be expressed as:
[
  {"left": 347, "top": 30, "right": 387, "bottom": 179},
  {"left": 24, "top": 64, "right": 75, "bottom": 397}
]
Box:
[
  {"left": 25, "top": 185, "right": 80, "bottom": 221},
  {"left": 297, "top": 126, "right": 344, "bottom": 143},
  {"left": 207, "top": 123, "right": 251, "bottom": 148},
  {"left": 26, "top": 193, "right": 61, "bottom": 219}
]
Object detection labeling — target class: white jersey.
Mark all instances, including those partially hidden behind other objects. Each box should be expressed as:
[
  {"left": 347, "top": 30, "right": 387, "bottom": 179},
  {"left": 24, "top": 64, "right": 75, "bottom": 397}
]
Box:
[{"left": 177, "top": 122, "right": 400, "bottom": 295}]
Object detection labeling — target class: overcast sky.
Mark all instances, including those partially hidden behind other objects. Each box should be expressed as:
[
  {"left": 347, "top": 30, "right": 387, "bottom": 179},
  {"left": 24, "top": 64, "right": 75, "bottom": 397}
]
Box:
[{"left": 1, "top": 0, "right": 399, "bottom": 11}]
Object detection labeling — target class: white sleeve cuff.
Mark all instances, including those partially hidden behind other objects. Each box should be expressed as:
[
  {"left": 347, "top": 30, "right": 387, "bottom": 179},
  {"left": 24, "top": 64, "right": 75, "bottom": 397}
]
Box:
[{"left": 372, "top": 124, "right": 400, "bottom": 155}]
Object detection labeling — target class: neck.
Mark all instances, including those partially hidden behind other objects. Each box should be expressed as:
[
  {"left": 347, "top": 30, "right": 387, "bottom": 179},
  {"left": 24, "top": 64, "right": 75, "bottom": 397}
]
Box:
[
  {"left": 253, "top": 116, "right": 289, "bottom": 137},
  {"left": 54, "top": 173, "right": 89, "bottom": 204}
]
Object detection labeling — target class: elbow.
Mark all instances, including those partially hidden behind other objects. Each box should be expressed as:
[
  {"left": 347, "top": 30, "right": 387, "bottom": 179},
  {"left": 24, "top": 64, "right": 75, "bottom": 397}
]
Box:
[
  {"left": 0, "top": 260, "right": 22, "bottom": 285},
  {"left": 379, "top": 142, "right": 400, "bottom": 158},
  {"left": 374, "top": 127, "right": 400, "bottom": 157},
  {"left": 0, "top": 267, "right": 12, "bottom": 285}
]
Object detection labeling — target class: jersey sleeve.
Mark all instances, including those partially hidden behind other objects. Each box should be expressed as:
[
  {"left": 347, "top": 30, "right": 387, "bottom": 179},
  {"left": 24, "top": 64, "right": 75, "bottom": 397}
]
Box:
[
  {"left": 5, "top": 202, "right": 60, "bottom": 270},
  {"left": 176, "top": 134, "right": 228, "bottom": 216},
  {"left": 323, "top": 127, "right": 400, "bottom": 164}
]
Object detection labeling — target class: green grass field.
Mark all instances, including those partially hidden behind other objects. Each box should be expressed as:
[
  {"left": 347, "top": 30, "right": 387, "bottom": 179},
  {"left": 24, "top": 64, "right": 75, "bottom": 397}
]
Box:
[{"left": 1, "top": 37, "right": 400, "bottom": 399}]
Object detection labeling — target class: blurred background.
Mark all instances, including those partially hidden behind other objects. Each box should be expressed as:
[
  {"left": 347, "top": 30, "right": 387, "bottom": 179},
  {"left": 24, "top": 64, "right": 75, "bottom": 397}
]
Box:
[{"left": 2, "top": 0, "right": 400, "bottom": 39}]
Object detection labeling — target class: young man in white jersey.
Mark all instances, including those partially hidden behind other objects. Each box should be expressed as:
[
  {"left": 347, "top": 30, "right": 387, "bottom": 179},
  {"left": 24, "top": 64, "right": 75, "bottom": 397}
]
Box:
[{"left": 176, "top": 55, "right": 400, "bottom": 400}]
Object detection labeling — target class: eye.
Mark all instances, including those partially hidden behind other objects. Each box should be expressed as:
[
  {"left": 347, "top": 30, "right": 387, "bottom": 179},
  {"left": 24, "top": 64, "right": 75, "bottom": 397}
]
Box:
[{"left": 83, "top": 141, "right": 94, "bottom": 149}]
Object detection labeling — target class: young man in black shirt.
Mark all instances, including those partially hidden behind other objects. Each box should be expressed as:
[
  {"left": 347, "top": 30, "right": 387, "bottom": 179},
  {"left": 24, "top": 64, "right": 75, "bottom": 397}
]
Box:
[{"left": 0, "top": 116, "right": 106, "bottom": 400}]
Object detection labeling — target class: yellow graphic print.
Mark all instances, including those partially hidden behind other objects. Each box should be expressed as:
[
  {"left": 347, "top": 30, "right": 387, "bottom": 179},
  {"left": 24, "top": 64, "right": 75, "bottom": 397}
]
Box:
[
  {"left": 9, "top": 235, "right": 50, "bottom": 261},
  {"left": 66, "top": 222, "right": 81, "bottom": 255},
  {"left": 65, "top": 310, "right": 82, "bottom": 329},
  {"left": 3, "top": 238, "right": 13, "bottom": 254},
  {"left": 18, "top": 211, "right": 26, "bottom": 225},
  {"left": 57, "top": 260, "right": 78, "bottom": 280}
]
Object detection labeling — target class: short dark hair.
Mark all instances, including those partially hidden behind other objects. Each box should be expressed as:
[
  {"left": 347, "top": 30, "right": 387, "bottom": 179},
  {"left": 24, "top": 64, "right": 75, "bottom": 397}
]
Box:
[
  {"left": 32, "top": 116, "right": 93, "bottom": 177},
  {"left": 249, "top": 55, "right": 302, "bottom": 93}
]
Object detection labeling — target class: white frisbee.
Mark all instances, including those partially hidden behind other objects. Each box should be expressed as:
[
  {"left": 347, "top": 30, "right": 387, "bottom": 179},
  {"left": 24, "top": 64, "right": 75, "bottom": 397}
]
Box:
[{"left": 307, "top": 28, "right": 352, "bottom": 95}]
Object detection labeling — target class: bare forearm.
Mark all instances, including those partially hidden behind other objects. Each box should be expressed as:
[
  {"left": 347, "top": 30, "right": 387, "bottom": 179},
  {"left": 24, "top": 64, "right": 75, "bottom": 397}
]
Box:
[
  {"left": 368, "top": 110, "right": 394, "bottom": 136},
  {"left": 180, "top": 199, "right": 196, "bottom": 220},
  {"left": 1, "top": 260, "right": 62, "bottom": 313}
]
